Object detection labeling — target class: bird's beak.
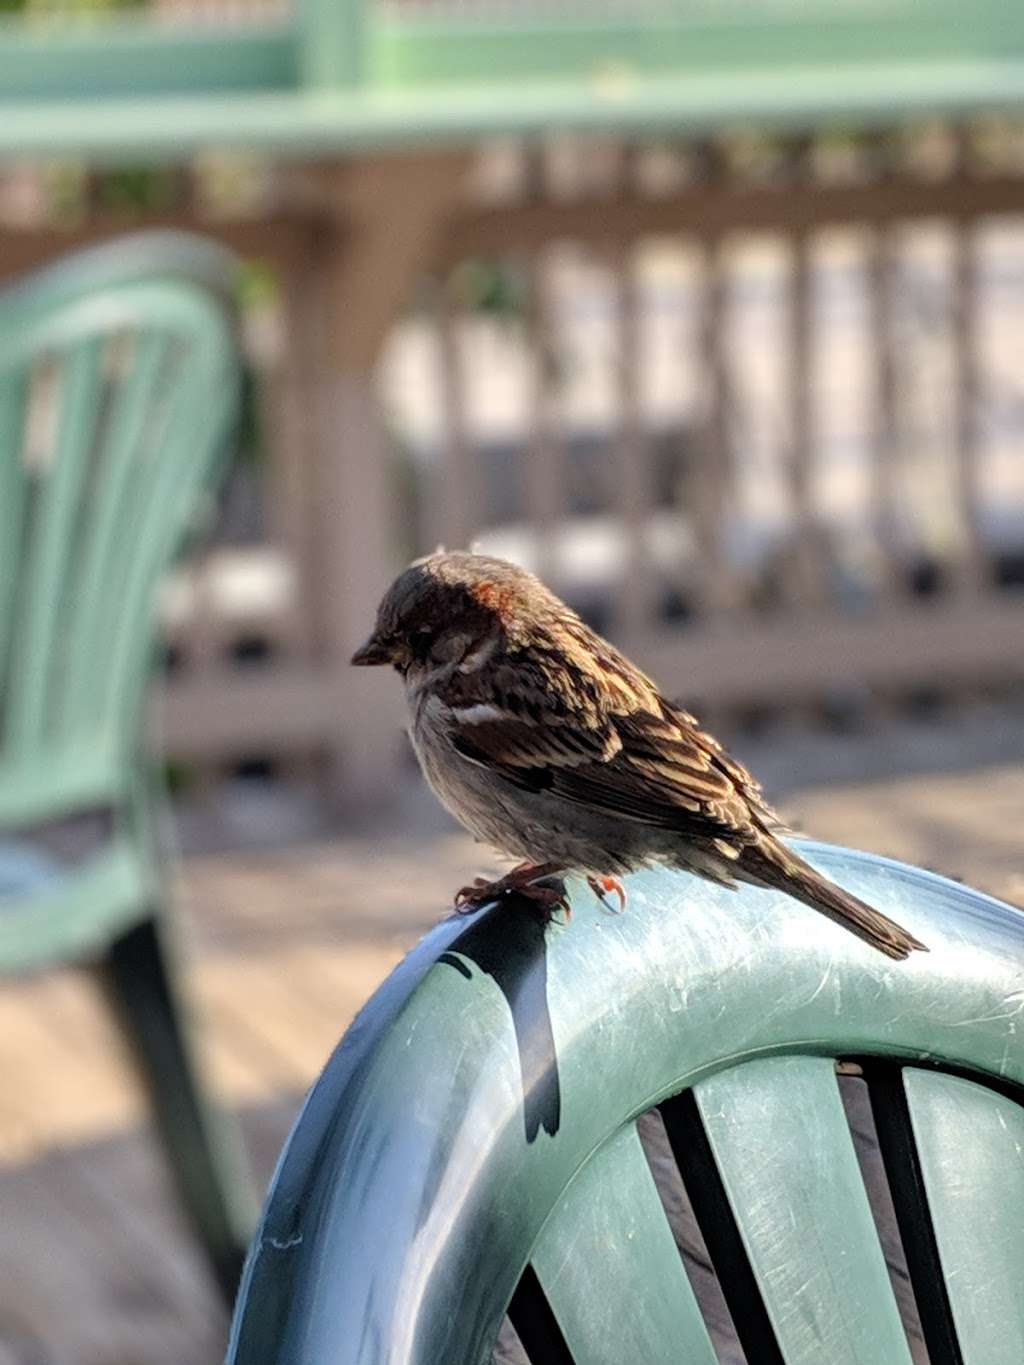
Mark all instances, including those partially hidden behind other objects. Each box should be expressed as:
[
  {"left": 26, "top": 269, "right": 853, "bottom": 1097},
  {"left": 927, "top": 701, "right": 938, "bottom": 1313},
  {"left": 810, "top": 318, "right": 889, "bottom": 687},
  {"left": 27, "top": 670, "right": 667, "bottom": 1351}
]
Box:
[{"left": 350, "top": 632, "right": 393, "bottom": 667}]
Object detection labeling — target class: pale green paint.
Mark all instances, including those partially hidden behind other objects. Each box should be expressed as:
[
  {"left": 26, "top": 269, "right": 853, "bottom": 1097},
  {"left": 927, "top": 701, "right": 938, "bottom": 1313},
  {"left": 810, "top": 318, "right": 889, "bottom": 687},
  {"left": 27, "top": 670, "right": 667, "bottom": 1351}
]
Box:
[
  {"left": 0, "top": 17, "right": 295, "bottom": 100},
  {"left": 532, "top": 1122, "right": 718, "bottom": 1365},
  {"left": 298, "top": 0, "right": 364, "bottom": 91},
  {"left": 0, "top": 835, "right": 154, "bottom": 973},
  {"left": 370, "top": 1, "right": 1024, "bottom": 90},
  {"left": 698, "top": 1056, "right": 913, "bottom": 1365},
  {"left": 0, "top": 233, "right": 241, "bottom": 973},
  {"left": 227, "top": 845, "right": 1024, "bottom": 1363},
  {"left": 1, "top": 57, "right": 1024, "bottom": 167},
  {"left": 2, "top": 0, "right": 1024, "bottom": 162},
  {"left": 906, "top": 1069, "right": 1024, "bottom": 1365}
]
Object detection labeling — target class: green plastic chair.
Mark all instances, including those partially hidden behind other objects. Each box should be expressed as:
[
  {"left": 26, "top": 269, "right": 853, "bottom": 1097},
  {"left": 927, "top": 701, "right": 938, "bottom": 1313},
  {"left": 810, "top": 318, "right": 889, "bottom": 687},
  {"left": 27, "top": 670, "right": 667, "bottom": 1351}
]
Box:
[
  {"left": 0, "top": 232, "right": 254, "bottom": 1300},
  {"left": 227, "top": 841, "right": 1024, "bottom": 1364}
]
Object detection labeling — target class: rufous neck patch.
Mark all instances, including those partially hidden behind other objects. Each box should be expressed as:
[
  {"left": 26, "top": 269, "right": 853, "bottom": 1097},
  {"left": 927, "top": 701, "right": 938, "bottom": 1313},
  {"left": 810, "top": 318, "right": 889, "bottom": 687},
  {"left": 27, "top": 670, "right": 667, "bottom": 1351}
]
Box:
[{"left": 472, "top": 580, "right": 519, "bottom": 620}]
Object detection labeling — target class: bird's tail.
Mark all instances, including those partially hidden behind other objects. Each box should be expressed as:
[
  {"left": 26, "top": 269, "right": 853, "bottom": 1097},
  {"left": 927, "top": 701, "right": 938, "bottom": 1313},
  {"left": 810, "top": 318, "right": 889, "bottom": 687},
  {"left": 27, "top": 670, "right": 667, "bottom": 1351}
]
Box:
[{"left": 737, "top": 840, "right": 928, "bottom": 961}]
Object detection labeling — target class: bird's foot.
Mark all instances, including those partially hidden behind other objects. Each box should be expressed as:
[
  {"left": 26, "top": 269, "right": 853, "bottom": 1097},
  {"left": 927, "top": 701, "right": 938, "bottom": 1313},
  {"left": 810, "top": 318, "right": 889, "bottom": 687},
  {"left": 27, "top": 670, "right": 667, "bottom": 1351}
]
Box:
[
  {"left": 587, "top": 874, "right": 627, "bottom": 914},
  {"left": 454, "top": 862, "right": 570, "bottom": 918}
]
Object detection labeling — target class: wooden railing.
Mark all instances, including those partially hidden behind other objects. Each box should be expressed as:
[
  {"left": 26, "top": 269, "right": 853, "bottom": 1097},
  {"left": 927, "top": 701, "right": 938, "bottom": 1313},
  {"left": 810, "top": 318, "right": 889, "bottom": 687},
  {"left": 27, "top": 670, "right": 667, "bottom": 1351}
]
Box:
[
  {"left": 3, "top": 0, "right": 1024, "bottom": 106},
  {"left": 113, "top": 128, "right": 1023, "bottom": 801},
  {"left": 2, "top": 0, "right": 1024, "bottom": 802},
  {"left": 412, "top": 136, "right": 1024, "bottom": 709}
]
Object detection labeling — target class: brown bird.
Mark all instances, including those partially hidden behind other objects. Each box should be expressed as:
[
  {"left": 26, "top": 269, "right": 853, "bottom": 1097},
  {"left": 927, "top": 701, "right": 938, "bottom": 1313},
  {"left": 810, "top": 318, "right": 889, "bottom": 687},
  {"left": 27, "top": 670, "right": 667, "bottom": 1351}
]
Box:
[{"left": 352, "top": 551, "right": 927, "bottom": 961}]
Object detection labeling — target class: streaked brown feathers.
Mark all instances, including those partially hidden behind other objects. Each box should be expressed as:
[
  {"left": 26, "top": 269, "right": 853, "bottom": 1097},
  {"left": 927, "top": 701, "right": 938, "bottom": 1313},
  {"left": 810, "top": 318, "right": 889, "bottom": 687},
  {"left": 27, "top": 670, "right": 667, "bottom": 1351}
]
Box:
[{"left": 354, "top": 550, "right": 927, "bottom": 961}]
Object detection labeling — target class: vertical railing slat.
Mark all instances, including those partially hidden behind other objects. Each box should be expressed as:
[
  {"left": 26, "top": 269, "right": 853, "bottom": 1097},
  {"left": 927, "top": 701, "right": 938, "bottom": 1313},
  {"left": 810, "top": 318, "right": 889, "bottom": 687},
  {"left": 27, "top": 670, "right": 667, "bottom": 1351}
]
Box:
[
  {"left": 787, "top": 228, "right": 822, "bottom": 607},
  {"left": 0, "top": 371, "right": 28, "bottom": 736},
  {"left": 264, "top": 252, "right": 325, "bottom": 661},
  {"left": 693, "top": 233, "right": 732, "bottom": 619},
  {"left": 869, "top": 226, "right": 901, "bottom": 599},
  {"left": 298, "top": 0, "right": 365, "bottom": 90},
  {"left": 8, "top": 340, "right": 102, "bottom": 752},
  {"left": 61, "top": 330, "right": 169, "bottom": 734},
  {"left": 524, "top": 248, "right": 562, "bottom": 586},
  {"left": 434, "top": 274, "right": 479, "bottom": 553},
  {"left": 609, "top": 240, "right": 656, "bottom": 640},
  {"left": 951, "top": 210, "right": 984, "bottom": 597}
]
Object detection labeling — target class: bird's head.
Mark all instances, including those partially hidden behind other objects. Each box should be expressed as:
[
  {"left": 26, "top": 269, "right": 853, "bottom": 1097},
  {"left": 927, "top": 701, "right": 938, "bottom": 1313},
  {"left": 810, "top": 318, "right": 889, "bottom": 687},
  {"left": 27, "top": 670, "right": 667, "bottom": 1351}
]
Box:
[{"left": 350, "top": 551, "right": 549, "bottom": 678}]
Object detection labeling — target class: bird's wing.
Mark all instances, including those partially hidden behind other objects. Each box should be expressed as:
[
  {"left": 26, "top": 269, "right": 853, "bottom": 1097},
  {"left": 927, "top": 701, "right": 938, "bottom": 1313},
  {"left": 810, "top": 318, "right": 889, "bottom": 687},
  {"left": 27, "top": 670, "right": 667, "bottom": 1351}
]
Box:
[
  {"left": 442, "top": 630, "right": 772, "bottom": 844},
  {"left": 443, "top": 647, "right": 625, "bottom": 774}
]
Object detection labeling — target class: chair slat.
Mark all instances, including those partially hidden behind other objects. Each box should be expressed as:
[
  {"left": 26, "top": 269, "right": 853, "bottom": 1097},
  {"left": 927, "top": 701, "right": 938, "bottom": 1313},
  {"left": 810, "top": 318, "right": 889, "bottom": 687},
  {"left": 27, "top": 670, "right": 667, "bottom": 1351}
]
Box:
[
  {"left": 696, "top": 1056, "right": 912, "bottom": 1365},
  {"left": 0, "top": 370, "right": 28, "bottom": 711},
  {"left": 531, "top": 1122, "right": 718, "bottom": 1365},
  {"left": 59, "top": 330, "right": 169, "bottom": 733},
  {"left": 102, "top": 363, "right": 228, "bottom": 729},
  {"left": 905, "top": 1068, "right": 1024, "bottom": 1365},
  {"left": 7, "top": 339, "right": 102, "bottom": 751}
]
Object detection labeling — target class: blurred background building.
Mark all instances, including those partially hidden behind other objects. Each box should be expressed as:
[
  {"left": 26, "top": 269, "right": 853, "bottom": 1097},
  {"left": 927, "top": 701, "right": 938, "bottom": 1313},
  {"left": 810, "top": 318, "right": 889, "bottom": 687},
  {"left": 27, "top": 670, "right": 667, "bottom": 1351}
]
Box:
[{"left": 1, "top": 1, "right": 1023, "bottom": 1361}]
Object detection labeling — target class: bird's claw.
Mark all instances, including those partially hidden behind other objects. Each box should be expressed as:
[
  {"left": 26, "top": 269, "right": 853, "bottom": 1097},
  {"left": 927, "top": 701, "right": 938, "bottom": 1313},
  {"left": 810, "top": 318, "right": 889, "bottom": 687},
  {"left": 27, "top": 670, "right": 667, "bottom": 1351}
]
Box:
[
  {"left": 587, "top": 874, "right": 627, "bottom": 914},
  {"left": 454, "top": 877, "right": 496, "bottom": 908},
  {"left": 454, "top": 867, "right": 571, "bottom": 920}
]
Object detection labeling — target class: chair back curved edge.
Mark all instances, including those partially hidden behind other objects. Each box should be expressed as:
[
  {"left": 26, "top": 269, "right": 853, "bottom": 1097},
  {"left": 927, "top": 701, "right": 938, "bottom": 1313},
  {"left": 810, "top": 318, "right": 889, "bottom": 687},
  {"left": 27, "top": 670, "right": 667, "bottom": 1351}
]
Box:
[
  {"left": 227, "top": 842, "right": 1024, "bottom": 1365},
  {"left": 0, "top": 233, "right": 243, "bottom": 969}
]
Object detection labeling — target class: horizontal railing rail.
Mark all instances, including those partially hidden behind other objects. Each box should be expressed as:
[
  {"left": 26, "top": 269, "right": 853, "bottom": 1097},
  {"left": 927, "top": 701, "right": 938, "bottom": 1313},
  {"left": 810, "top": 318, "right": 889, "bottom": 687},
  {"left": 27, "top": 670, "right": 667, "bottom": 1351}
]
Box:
[
  {"left": 1, "top": 0, "right": 1024, "bottom": 107},
  {"left": 0, "top": 17, "right": 297, "bottom": 101}
]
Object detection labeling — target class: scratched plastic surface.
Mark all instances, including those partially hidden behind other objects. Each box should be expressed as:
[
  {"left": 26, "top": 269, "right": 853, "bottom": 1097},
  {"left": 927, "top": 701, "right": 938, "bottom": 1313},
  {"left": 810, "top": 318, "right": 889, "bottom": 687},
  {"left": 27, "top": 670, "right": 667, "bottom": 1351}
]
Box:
[
  {"left": 905, "top": 1069, "right": 1024, "bottom": 1364},
  {"left": 697, "top": 1055, "right": 913, "bottom": 1364},
  {"left": 227, "top": 841, "right": 1024, "bottom": 1365},
  {"left": 532, "top": 1123, "right": 718, "bottom": 1365}
]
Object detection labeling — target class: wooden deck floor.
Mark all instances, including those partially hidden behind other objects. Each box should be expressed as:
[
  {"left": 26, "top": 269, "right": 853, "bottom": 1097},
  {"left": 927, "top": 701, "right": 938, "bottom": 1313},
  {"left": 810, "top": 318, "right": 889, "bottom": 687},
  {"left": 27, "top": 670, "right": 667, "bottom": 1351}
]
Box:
[{"left": 1, "top": 762, "right": 1021, "bottom": 1365}]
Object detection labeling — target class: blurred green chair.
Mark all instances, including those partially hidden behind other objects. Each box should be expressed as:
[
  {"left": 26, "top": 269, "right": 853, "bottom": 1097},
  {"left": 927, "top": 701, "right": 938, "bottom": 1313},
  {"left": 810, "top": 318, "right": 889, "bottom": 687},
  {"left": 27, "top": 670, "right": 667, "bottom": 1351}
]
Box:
[
  {"left": 227, "top": 844, "right": 1024, "bottom": 1364},
  {"left": 0, "top": 232, "right": 254, "bottom": 1301}
]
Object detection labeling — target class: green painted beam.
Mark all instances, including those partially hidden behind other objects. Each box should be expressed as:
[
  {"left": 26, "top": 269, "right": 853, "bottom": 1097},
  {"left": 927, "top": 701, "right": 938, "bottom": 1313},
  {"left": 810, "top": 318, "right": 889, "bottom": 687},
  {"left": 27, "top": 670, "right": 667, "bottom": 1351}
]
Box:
[
  {"left": 298, "top": 0, "right": 364, "bottom": 90},
  {"left": 1, "top": 58, "right": 1024, "bottom": 165},
  {"left": 370, "top": 2, "right": 1024, "bottom": 90},
  {"left": 0, "top": 16, "right": 296, "bottom": 101}
]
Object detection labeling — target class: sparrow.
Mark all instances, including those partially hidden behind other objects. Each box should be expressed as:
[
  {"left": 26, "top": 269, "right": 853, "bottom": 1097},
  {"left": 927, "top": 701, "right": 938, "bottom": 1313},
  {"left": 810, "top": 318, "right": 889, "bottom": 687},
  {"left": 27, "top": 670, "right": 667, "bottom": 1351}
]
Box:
[{"left": 352, "top": 551, "right": 927, "bottom": 961}]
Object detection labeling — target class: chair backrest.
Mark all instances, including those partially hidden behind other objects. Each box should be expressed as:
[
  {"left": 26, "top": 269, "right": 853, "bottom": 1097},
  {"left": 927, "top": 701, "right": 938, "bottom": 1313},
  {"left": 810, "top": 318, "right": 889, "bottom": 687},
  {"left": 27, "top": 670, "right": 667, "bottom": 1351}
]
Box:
[
  {"left": 0, "top": 233, "right": 241, "bottom": 830},
  {"left": 227, "top": 841, "right": 1024, "bottom": 1365}
]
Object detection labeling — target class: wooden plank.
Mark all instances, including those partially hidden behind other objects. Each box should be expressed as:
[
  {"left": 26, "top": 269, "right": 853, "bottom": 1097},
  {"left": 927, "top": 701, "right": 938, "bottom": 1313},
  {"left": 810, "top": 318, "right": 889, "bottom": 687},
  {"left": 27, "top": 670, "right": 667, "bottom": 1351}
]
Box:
[
  {"left": 0, "top": 975, "right": 140, "bottom": 1161},
  {"left": 156, "top": 661, "right": 371, "bottom": 754},
  {"left": 693, "top": 232, "right": 733, "bottom": 616},
  {"left": 63, "top": 1131, "right": 225, "bottom": 1322},
  {"left": 195, "top": 954, "right": 337, "bottom": 1091},
  {"left": 522, "top": 247, "right": 563, "bottom": 587},
  {"left": 608, "top": 241, "right": 657, "bottom": 637},
  {"left": 262, "top": 248, "right": 328, "bottom": 658},
  {"left": 836, "top": 1075, "right": 928, "bottom": 1358},
  {"left": 443, "top": 174, "right": 1024, "bottom": 263},
  {"left": 868, "top": 224, "right": 902, "bottom": 596},
  {"left": 433, "top": 274, "right": 481, "bottom": 553},
  {"left": 314, "top": 153, "right": 468, "bottom": 804},
  {"left": 155, "top": 588, "right": 1024, "bottom": 759},
  {"left": 636, "top": 1109, "right": 748, "bottom": 1364},
  {"left": 0, "top": 217, "right": 319, "bottom": 287},
  {"left": 786, "top": 226, "right": 824, "bottom": 607},
  {"left": 0, "top": 1124, "right": 228, "bottom": 1365},
  {"left": 635, "top": 596, "right": 1024, "bottom": 708}
]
